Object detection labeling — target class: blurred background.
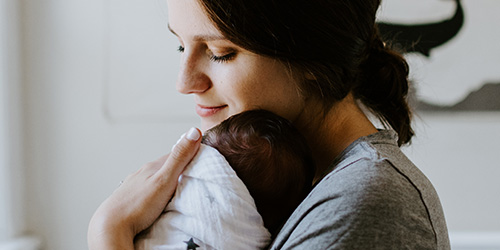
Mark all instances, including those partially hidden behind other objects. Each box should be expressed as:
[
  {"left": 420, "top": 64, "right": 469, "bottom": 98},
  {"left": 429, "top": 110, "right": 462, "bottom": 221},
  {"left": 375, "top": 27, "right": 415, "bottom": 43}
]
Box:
[{"left": 1, "top": 0, "right": 499, "bottom": 249}]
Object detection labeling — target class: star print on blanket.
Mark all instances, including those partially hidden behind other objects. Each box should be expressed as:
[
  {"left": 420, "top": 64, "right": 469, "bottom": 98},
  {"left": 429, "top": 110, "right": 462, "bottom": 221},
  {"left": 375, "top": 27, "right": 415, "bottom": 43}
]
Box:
[{"left": 184, "top": 238, "right": 199, "bottom": 250}]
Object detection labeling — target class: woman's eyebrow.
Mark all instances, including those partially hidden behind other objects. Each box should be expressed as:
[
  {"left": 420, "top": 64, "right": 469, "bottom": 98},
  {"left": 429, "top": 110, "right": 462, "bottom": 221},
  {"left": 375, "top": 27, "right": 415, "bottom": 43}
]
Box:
[{"left": 167, "top": 23, "right": 227, "bottom": 42}]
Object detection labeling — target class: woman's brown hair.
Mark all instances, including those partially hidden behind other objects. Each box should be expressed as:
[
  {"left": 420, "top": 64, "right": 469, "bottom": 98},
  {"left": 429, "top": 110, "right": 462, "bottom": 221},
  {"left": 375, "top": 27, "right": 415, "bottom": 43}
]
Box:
[{"left": 197, "top": 0, "right": 414, "bottom": 145}]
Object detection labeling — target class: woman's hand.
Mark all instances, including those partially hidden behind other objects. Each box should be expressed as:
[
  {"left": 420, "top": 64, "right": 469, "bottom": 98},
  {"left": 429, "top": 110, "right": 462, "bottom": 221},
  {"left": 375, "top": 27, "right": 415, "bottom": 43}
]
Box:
[{"left": 88, "top": 127, "right": 202, "bottom": 250}]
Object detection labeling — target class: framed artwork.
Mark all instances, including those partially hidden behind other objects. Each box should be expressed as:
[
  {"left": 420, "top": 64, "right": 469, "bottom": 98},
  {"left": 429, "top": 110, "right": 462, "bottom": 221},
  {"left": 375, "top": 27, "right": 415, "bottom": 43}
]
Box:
[{"left": 378, "top": 0, "right": 500, "bottom": 112}]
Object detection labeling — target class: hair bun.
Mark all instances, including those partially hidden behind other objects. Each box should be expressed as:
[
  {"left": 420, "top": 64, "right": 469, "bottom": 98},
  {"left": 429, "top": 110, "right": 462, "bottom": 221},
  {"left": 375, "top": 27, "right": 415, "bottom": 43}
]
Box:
[{"left": 355, "top": 31, "right": 414, "bottom": 146}]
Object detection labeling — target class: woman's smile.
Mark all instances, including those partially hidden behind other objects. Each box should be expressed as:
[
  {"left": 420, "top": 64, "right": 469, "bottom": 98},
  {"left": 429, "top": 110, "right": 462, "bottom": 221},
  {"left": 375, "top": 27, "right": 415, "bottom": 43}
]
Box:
[{"left": 195, "top": 104, "right": 228, "bottom": 118}]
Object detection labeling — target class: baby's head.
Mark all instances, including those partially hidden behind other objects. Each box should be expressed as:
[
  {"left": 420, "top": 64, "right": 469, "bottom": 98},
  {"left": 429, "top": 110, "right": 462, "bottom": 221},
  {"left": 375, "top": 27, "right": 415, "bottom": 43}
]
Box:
[{"left": 202, "top": 109, "right": 315, "bottom": 236}]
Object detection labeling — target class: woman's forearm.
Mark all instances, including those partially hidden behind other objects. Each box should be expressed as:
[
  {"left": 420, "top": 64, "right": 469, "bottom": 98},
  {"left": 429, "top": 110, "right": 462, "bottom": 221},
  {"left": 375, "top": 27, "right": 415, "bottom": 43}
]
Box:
[
  {"left": 88, "top": 207, "right": 135, "bottom": 250},
  {"left": 88, "top": 229, "right": 134, "bottom": 250}
]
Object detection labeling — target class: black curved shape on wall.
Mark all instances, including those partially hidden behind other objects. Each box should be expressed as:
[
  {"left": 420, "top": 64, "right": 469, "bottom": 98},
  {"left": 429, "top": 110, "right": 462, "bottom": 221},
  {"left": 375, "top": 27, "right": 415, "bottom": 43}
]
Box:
[
  {"left": 415, "top": 83, "right": 500, "bottom": 111},
  {"left": 377, "top": 0, "right": 464, "bottom": 57}
]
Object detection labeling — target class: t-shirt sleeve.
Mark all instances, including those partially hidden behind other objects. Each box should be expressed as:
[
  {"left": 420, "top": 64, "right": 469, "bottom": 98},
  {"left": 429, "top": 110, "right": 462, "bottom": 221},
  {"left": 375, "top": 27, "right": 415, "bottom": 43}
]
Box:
[{"left": 270, "top": 159, "right": 438, "bottom": 250}]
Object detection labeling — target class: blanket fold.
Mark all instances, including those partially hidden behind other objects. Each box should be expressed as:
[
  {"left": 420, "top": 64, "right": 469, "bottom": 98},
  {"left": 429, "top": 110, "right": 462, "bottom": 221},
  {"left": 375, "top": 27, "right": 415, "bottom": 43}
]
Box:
[{"left": 135, "top": 144, "right": 271, "bottom": 250}]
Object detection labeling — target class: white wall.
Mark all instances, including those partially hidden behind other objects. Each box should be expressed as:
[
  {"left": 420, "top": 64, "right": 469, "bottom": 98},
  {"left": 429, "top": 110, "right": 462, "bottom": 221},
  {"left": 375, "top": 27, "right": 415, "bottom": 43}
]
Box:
[
  {"left": 10, "top": 0, "right": 500, "bottom": 249},
  {"left": 0, "top": 0, "right": 42, "bottom": 249},
  {"left": 0, "top": 0, "right": 21, "bottom": 240},
  {"left": 21, "top": 0, "right": 197, "bottom": 249}
]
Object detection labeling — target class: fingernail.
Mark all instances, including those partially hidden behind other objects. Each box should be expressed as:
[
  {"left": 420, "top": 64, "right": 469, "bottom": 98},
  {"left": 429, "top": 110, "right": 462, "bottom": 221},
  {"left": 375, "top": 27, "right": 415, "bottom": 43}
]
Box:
[{"left": 186, "top": 127, "right": 200, "bottom": 141}]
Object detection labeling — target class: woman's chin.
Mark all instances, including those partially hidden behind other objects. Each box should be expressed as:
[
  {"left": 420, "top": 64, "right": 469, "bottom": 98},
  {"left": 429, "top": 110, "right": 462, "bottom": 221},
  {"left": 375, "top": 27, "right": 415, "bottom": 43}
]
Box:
[
  {"left": 200, "top": 110, "right": 232, "bottom": 132},
  {"left": 200, "top": 119, "right": 220, "bottom": 133}
]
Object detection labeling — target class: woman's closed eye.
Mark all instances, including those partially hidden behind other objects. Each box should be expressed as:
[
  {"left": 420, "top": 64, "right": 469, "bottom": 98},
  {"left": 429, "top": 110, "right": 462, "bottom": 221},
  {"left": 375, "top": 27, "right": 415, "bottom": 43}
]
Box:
[
  {"left": 209, "top": 52, "right": 236, "bottom": 63},
  {"left": 176, "top": 45, "right": 236, "bottom": 63}
]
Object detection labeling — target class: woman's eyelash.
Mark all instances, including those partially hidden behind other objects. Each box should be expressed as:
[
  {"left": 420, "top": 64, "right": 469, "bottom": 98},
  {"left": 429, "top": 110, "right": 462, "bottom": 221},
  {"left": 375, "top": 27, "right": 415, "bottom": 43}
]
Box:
[
  {"left": 209, "top": 52, "right": 236, "bottom": 63},
  {"left": 176, "top": 45, "right": 235, "bottom": 63}
]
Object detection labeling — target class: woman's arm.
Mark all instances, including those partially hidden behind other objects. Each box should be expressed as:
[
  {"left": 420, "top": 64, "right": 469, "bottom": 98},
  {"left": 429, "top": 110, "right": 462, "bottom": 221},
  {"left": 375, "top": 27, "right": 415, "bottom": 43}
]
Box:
[{"left": 88, "top": 128, "right": 202, "bottom": 250}]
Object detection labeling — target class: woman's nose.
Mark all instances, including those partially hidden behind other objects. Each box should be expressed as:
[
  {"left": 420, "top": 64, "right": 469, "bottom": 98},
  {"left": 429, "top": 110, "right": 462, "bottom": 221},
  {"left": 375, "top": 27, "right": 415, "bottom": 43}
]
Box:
[{"left": 176, "top": 53, "right": 211, "bottom": 95}]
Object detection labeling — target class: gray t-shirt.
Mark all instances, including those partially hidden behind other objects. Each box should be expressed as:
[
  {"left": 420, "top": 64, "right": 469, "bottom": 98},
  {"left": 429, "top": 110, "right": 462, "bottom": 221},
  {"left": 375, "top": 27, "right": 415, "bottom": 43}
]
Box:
[{"left": 270, "top": 130, "right": 450, "bottom": 249}]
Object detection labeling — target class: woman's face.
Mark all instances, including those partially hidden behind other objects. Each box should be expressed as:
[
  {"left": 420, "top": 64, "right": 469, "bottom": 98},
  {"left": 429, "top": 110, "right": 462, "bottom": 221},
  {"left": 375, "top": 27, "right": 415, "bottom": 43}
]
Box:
[{"left": 167, "top": 0, "right": 307, "bottom": 131}]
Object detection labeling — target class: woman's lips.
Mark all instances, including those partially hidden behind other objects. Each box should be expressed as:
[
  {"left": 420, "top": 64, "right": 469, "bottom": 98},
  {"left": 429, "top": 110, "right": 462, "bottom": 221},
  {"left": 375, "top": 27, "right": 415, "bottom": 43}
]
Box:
[{"left": 195, "top": 104, "right": 227, "bottom": 117}]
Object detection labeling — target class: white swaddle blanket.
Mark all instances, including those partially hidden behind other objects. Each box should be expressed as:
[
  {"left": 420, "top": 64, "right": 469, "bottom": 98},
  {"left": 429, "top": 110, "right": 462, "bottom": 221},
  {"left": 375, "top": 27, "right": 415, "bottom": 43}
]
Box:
[{"left": 134, "top": 144, "right": 271, "bottom": 250}]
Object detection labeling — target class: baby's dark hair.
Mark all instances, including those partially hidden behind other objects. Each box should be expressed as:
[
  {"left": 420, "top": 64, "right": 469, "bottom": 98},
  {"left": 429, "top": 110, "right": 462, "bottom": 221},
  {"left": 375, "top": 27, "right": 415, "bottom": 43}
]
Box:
[{"left": 202, "top": 110, "right": 315, "bottom": 236}]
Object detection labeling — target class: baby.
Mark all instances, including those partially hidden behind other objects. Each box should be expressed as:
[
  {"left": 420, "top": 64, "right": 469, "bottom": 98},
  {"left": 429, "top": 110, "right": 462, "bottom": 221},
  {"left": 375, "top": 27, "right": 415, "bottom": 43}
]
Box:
[{"left": 135, "top": 110, "right": 314, "bottom": 249}]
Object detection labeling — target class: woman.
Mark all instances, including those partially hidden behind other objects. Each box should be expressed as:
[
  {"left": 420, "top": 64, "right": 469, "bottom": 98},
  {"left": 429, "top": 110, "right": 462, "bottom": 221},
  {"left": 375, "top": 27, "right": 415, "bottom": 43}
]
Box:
[{"left": 88, "top": 0, "right": 450, "bottom": 249}]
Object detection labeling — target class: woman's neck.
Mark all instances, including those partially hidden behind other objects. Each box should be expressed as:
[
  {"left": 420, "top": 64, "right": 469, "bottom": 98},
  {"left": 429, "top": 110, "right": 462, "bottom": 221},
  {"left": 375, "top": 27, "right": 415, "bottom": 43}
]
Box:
[{"left": 297, "top": 94, "right": 378, "bottom": 183}]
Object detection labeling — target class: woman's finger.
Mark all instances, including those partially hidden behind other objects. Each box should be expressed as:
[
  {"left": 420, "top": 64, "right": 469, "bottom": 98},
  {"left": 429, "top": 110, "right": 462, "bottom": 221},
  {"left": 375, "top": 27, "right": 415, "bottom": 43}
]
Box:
[{"left": 155, "top": 127, "right": 201, "bottom": 183}]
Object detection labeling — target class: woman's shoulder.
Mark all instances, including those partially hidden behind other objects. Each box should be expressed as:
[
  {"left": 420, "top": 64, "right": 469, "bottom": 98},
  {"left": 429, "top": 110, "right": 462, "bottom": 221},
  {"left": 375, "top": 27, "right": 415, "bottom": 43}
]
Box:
[
  {"left": 270, "top": 130, "right": 450, "bottom": 250},
  {"left": 307, "top": 130, "right": 434, "bottom": 218},
  {"left": 320, "top": 130, "right": 433, "bottom": 199}
]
